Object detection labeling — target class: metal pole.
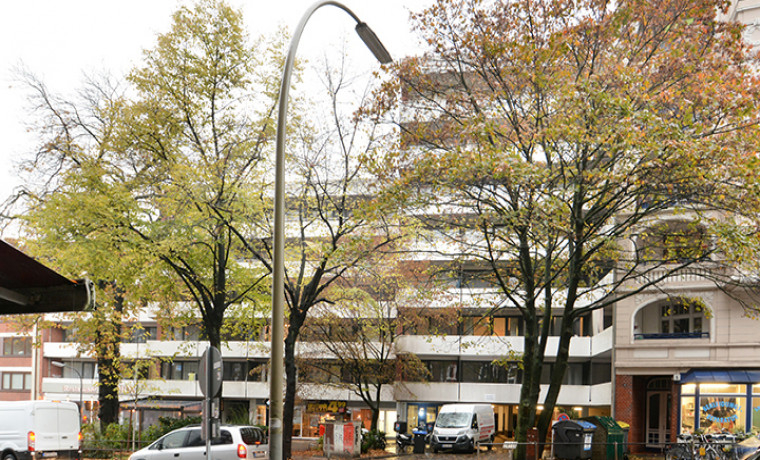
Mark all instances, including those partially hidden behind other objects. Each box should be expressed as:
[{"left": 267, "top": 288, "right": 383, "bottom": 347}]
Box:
[
  {"left": 270, "top": 3, "right": 390, "bottom": 460},
  {"left": 205, "top": 349, "right": 212, "bottom": 460}
]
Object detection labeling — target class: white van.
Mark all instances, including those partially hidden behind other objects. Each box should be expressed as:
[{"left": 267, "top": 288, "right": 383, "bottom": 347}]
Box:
[
  {"left": 0, "top": 401, "right": 81, "bottom": 460},
  {"left": 430, "top": 404, "right": 495, "bottom": 453}
]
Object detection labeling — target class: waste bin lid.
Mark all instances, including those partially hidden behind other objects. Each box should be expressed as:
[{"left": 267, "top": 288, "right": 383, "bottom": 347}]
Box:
[
  {"left": 585, "top": 416, "right": 623, "bottom": 433},
  {"left": 617, "top": 422, "right": 630, "bottom": 429},
  {"left": 576, "top": 421, "right": 596, "bottom": 430}
]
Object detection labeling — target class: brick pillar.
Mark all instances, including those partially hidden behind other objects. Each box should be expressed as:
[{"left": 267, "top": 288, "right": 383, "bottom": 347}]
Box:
[
  {"left": 615, "top": 374, "right": 648, "bottom": 453},
  {"left": 671, "top": 379, "right": 680, "bottom": 444}
]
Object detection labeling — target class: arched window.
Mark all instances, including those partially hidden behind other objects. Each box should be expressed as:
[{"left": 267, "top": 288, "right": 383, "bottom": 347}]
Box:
[{"left": 634, "top": 298, "right": 709, "bottom": 340}]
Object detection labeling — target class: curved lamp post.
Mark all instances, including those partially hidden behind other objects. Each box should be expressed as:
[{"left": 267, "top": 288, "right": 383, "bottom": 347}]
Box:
[
  {"left": 52, "top": 361, "right": 83, "bottom": 421},
  {"left": 270, "top": 3, "right": 391, "bottom": 460}
]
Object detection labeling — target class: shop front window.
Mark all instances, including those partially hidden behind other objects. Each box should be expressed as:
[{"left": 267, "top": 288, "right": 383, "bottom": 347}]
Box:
[
  {"left": 752, "top": 385, "right": 760, "bottom": 432},
  {"left": 753, "top": 396, "right": 760, "bottom": 433},
  {"left": 700, "top": 384, "right": 745, "bottom": 395},
  {"left": 680, "top": 397, "right": 695, "bottom": 434},
  {"left": 699, "top": 396, "right": 746, "bottom": 434}
]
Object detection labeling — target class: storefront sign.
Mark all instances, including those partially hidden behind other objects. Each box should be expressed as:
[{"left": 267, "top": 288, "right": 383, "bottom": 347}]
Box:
[{"left": 306, "top": 400, "right": 347, "bottom": 413}]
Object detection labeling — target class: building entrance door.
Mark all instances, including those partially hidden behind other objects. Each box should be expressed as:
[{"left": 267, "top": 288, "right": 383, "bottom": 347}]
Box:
[{"left": 646, "top": 391, "right": 670, "bottom": 448}]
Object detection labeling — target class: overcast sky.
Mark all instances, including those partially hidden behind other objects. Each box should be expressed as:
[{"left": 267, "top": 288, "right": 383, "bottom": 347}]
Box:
[{"left": 0, "top": 0, "right": 429, "bottom": 229}]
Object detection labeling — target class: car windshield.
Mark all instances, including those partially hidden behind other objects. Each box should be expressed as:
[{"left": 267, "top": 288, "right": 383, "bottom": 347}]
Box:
[{"left": 436, "top": 412, "right": 471, "bottom": 428}]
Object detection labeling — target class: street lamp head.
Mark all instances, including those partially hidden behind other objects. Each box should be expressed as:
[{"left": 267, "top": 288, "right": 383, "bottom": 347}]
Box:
[
  {"left": 355, "top": 22, "right": 393, "bottom": 64},
  {"left": 51, "top": 361, "right": 65, "bottom": 368}
]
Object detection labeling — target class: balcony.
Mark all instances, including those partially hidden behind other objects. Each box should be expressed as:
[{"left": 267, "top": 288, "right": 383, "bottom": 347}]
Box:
[
  {"left": 394, "top": 381, "right": 611, "bottom": 405},
  {"left": 634, "top": 331, "right": 709, "bottom": 340}
]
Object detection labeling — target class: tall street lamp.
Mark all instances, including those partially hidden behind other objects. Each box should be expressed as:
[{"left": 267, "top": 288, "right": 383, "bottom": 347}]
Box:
[
  {"left": 52, "top": 361, "right": 83, "bottom": 421},
  {"left": 270, "top": 3, "right": 391, "bottom": 460}
]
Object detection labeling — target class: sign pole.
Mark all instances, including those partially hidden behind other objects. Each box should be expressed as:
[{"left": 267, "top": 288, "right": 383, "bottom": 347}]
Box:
[
  {"left": 199, "top": 346, "right": 222, "bottom": 460},
  {"left": 205, "top": 349, "right": 212, "bottom": 460}
]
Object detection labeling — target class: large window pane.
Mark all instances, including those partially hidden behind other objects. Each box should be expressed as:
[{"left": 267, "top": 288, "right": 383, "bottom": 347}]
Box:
[
  {"left": 700, "top": 384, "right": 745, "bottom": 394},
  {"left": 699, "top": 396, "right": 745, "bottom": 433},
  {"left": 680, "top": 397, "right": 695, "bottom": 434},
  {"left": 752, "top": 397, "right": 760, "bottom": 432},
  {"left": 681, "top": 384, "right": 697, "bottom": 395},
  {"left": 3, "top": 337, "right": 31, "bottom": 356}
]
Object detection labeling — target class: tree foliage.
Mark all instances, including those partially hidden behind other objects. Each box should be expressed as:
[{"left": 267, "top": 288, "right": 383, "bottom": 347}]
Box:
[
  {"left": 270, "top": 57, "right": 405, "bottom": 458},
  {"left": 299, "top": 257, "right": 433, "bottom": 431},
  {"left": 365, "top": 0, "right": 760, "bottom": 457},
  {"left": 15, "top": 0, "right": 280, "bottom": 349},
  {"left": 10, "top": 0, "right": 284, "bottom": 425}
]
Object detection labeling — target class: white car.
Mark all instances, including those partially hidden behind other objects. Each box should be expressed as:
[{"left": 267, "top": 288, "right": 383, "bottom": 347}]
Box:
[{"left": 128, "top": 425, "right": 268, "bottom": 460}]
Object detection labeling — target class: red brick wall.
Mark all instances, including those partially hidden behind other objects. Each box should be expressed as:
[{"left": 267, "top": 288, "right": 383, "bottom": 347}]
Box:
[
  {"left": 615, "top": 374, "right": 648, "bottom": 453},
  {"left": 670, "top": 380, "right": 680, "bottom": 443}
]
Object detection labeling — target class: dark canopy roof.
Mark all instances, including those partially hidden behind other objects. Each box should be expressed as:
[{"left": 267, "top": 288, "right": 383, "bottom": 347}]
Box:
[
  {"left": 679, "top": 369, "right": 760, "bottom": 384},
  {"left": 0, "top": 240, "right": 93, "bottom": 314}
]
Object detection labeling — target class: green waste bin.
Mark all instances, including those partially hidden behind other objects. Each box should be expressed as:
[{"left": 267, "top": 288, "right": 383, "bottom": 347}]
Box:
[
  {"left": 617, "top": 421, "right": 630, "bottom": 457},
  {"left": 582, "top": 416, "right": 626, "bottom": 460}
]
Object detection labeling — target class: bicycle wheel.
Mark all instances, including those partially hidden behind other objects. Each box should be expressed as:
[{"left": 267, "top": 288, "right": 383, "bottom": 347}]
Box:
[
  {"left": 703, "top": 447, "right": 721, "bottom": 460},
  {"left": 667, "top": 445, "right": 691, "bottom": 460}
]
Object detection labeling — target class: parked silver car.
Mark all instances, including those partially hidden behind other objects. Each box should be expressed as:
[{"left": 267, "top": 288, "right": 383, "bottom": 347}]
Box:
[{"left": 128, "top": 425, "right": 267, "bottom": 460}]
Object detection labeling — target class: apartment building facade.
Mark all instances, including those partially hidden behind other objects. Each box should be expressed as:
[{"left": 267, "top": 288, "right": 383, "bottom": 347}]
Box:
[
  {"left": 27, "top": 299, "right": 612, "bottom": 441},
  {"left": 1, "top": 1, "right": 759, "bottom": 453}
]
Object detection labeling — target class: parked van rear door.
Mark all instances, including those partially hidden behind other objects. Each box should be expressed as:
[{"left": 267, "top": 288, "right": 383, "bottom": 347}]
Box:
[{"left": 57, "top": 404, "right": 80, "bottom": 451}]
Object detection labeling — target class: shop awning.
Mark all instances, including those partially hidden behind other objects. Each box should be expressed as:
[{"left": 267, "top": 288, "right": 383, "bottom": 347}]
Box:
[
  {"left": 120, "top": 399, "right": 203, "bottom": 411},
  {"left": 679, "top": 369, "right": 760, "bottom": 384},
  {"left": 0, "top": 239, "right": 93, "bottom": 314}
]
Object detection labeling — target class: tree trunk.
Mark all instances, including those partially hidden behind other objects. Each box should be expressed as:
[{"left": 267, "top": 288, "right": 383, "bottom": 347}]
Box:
[
  {"left": 370, "top": 385, "right": 382, "bottom": 432},
  {"left": 97, "top": 354, "right": 120, "bottom": 427},
  {"left": 96, "top": 284, "right": 123, "bottom": 430},
  {"left": 282, "top": 330, "right": 298, "bottom": 460},
  {"left": 535, "top": 322, "right": 574, "bottom": 457}
]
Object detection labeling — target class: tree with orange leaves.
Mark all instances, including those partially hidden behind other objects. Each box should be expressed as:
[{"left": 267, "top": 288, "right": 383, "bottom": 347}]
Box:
[{"left": 366, "top": 0, "right": 760, "bottom": 457}]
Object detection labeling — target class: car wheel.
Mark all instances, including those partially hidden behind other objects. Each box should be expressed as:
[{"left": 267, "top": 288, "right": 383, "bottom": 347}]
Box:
[{"left": 3, "top": 453, "right": 17, "bottom": 460}]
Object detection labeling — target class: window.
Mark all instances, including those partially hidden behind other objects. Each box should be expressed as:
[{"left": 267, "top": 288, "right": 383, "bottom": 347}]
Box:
[
  {"left": 425, "top": 360, "right": 459, "bottom": 382},
  {"left": 680, "top": 383, "right": 748, "bottom": 434},
  {"left": 461, "top": 361, "right": 520, "bottom": 384},
  {"left": 540, "top": 363, "right": 589, "bottom": 385},
  {"left": 223, "top": 361, "right": 267, "bottom": 382},
  {"left": 634, "top": 299, "right": 709, "bottom": 339},
  {"left": 752, "top": 385, "right": 760, "bottom": 432},
  {"left": 461, "top": 315, "right": 522, "bottom": 336},
  {"left": 2, "top": 372, "right": 31, "bottom": 390},
  {"left": 158, "top": 430, "right": 188, "bottom": 449},
  {"left": 58, "top": 361, "right": 97, "bottom": 379},
  {"left": 126, "top": 326, "right": 157, "bottom": 343},
  {"left": 661, "top": 302, "right": 705, "bottom": 337},
  {"left": 161, "top": 361, "right": 199, "bottom": 380},
  {"left": 167, "top": 325, "right": 204, "bottom": 341},
  {"left": 699, "top": 396, "right": 746, "bottom": 433},
  {"left": 2, "top": 337, "right": 32, "bottom": 356},
  {"left": 212, "top": 430, "right": 233, "bottom": 445},
  {"left": 457, "top": 269, "right": 495, "bottom": 289}
]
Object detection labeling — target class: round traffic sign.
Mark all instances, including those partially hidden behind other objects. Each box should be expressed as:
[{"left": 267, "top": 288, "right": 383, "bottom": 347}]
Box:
[{"left": 198, "top": 346, "right": 223, "bottom": 398}]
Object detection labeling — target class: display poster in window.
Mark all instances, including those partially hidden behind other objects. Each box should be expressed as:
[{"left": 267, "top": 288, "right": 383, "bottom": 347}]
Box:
[{"left": 699, "top": 397, "right": 745, "bottom": 433}]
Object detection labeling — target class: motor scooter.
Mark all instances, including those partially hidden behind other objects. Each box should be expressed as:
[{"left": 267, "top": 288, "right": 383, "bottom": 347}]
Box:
[{"left": 396, "top": 432, "right": 414, "bottom": 454}]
